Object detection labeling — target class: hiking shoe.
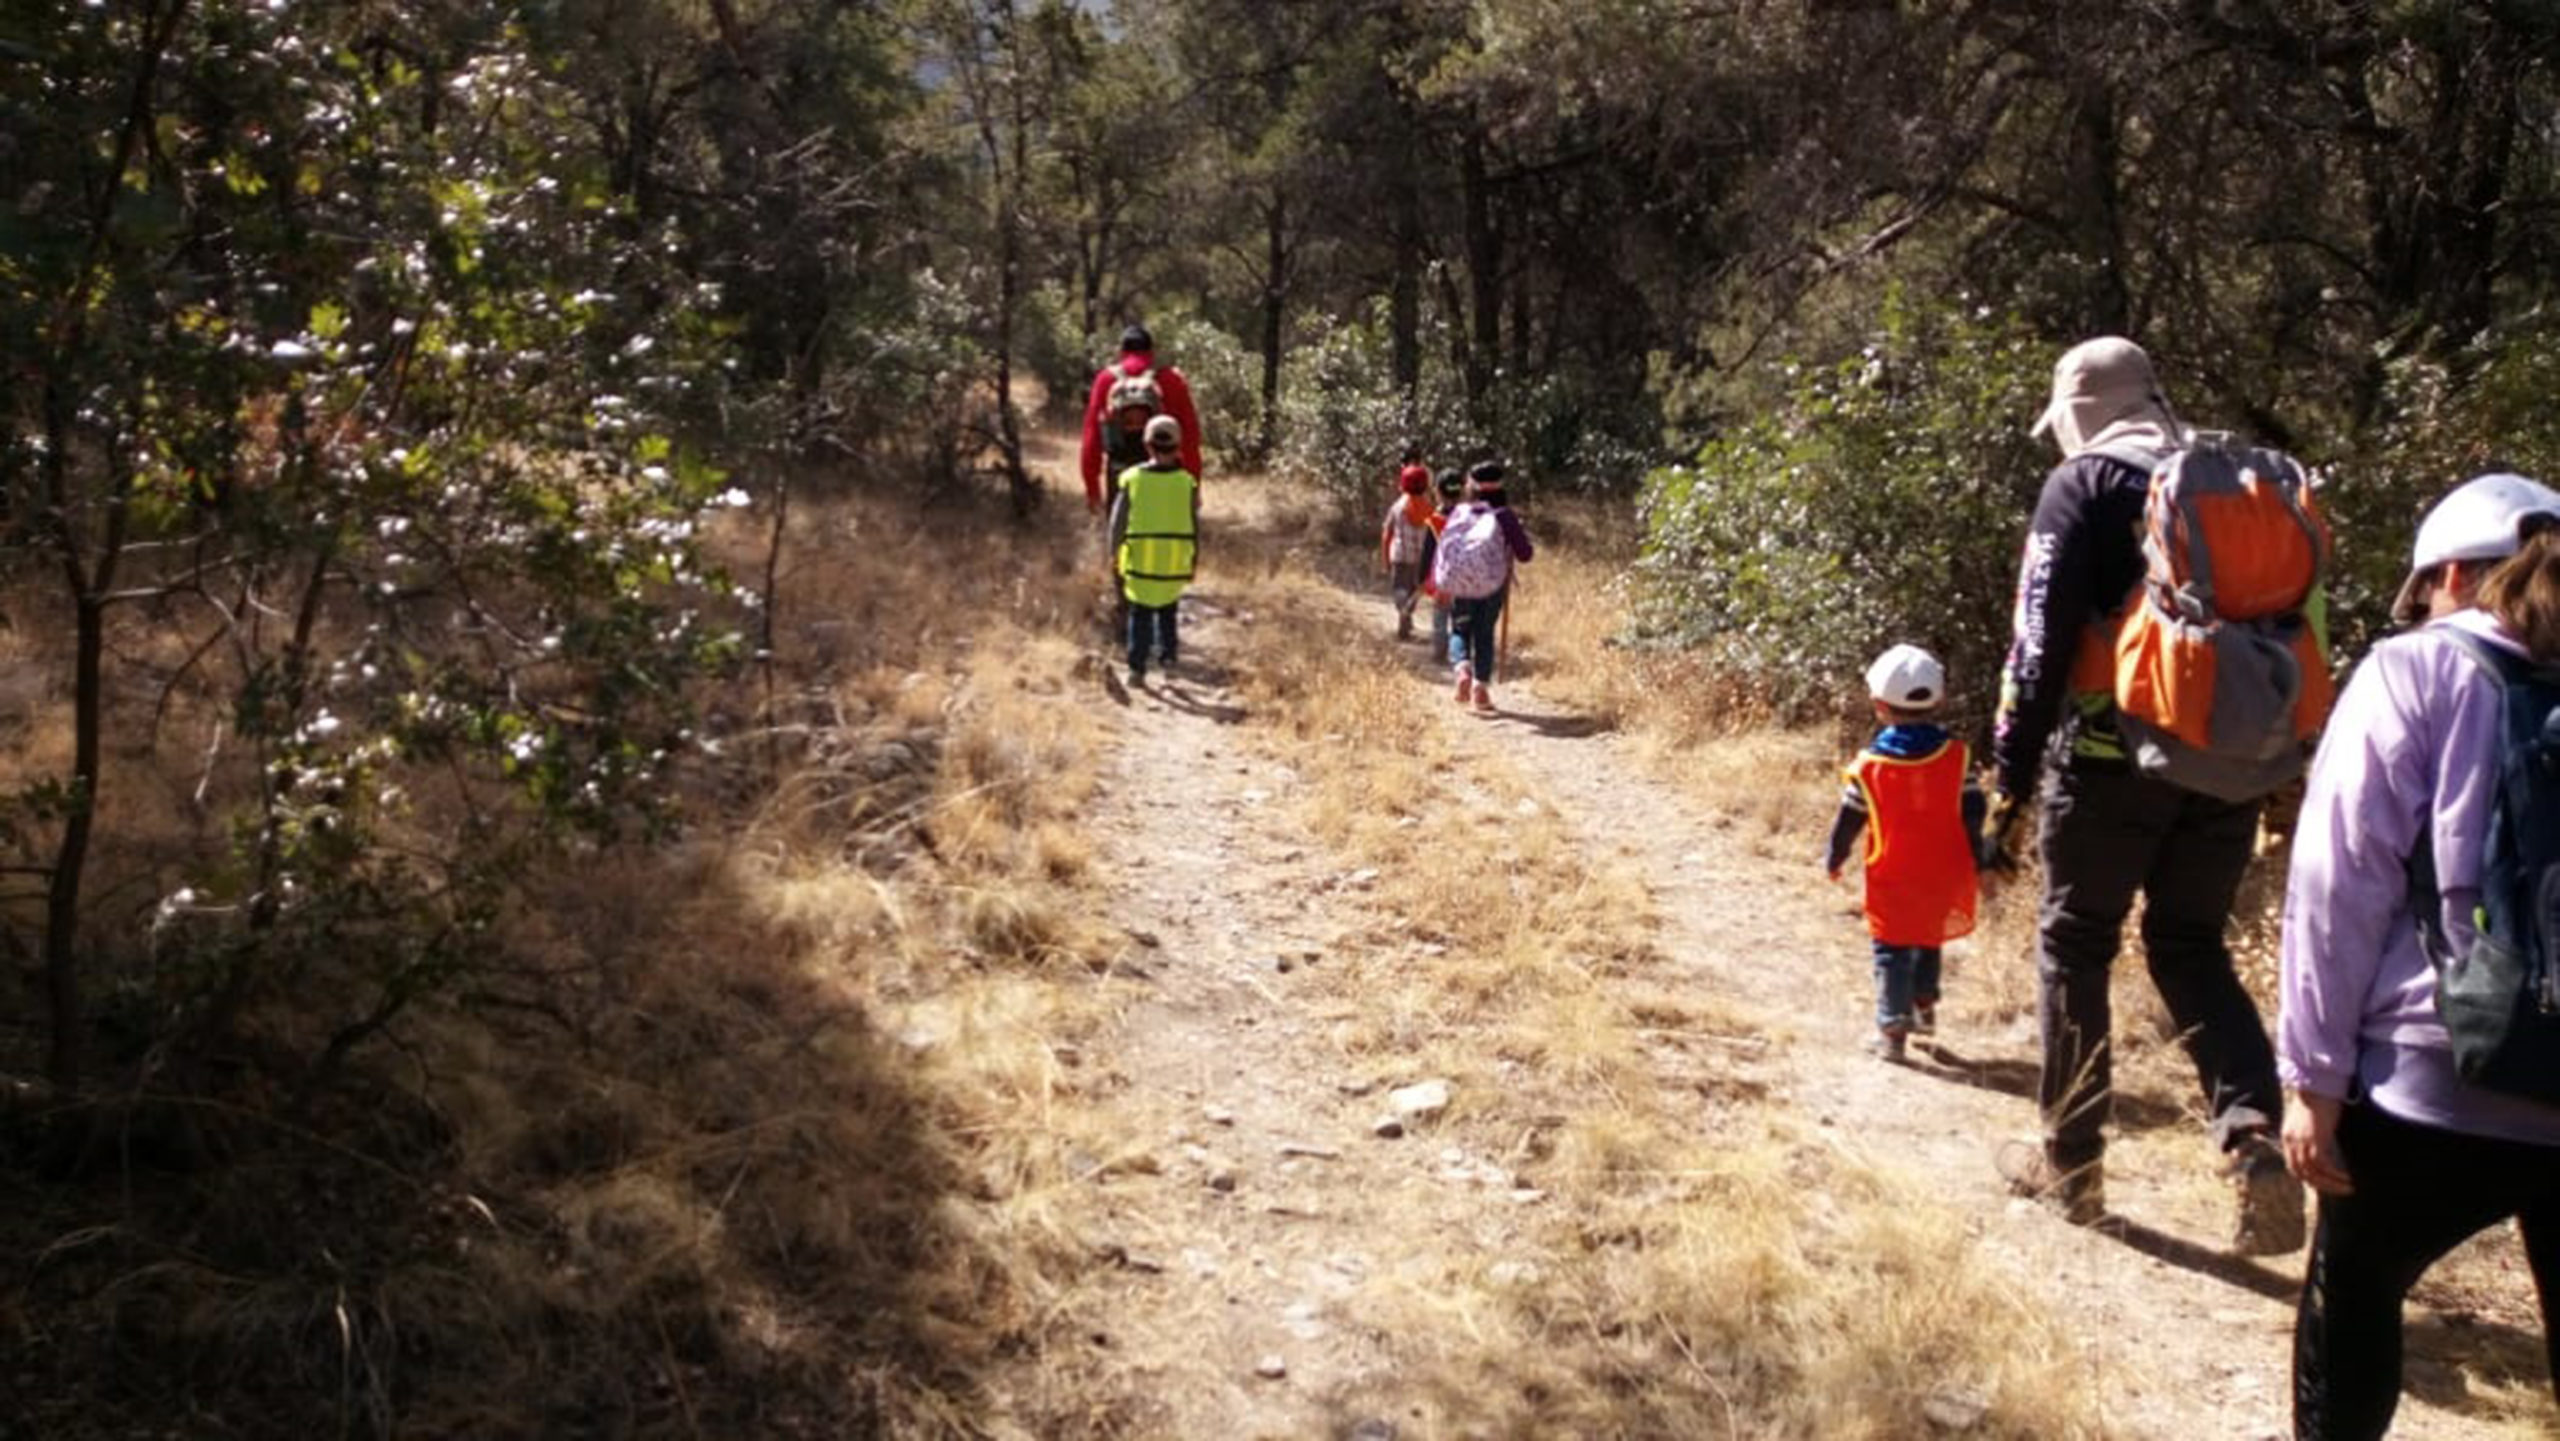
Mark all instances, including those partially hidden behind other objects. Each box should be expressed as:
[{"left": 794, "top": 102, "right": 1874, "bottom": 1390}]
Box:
[
  {"left": 1454, "top": 667, "right": 1474, "bottom": 706},
  {"left": 1866, "top": 1029, "right": 1908, "bottom": 1064},
  {"left": 1911, "top": 1003, "right": 1937, "bottom": 1037},
  {"left": 2230, "top": 1135, "right": 2307, "bottom": 1256},
  {"left": 1996, "top": 1141, "right": 2104, "bottom": 1226}
]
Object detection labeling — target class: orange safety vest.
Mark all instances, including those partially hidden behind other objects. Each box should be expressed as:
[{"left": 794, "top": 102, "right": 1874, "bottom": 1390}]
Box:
[{"left": 1846, "top": 740, "right": 1979, "bottom": 947}]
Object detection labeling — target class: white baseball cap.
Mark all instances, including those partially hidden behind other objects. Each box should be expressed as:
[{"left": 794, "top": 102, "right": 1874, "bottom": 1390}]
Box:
[
  {"left": 2391, "top": 472, "right": 2560, "bottom": 624},
  {"left": 1865, "top": 643, "right": 1946, "bottom": 712},
  {"left": 1142, "top": 414, "right": 1181, "bottom": 448}
]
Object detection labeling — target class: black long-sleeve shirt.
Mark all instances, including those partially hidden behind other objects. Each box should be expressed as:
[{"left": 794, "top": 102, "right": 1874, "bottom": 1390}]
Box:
[{"left": 1988, "top": 449, "right": 2158, "bottom": 802}]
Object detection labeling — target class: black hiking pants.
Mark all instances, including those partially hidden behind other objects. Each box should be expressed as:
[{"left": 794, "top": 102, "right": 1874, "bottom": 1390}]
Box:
[
  {"left": 2035, "top": 762, "right": 2279, "bottom": 1170},
  {"left": 2295, "top": 1102, "right": 2560, "bottom": 1439}
]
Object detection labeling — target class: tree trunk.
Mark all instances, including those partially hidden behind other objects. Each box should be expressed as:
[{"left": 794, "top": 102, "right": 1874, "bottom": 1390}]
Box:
[
  {"left": 1461, "top": 135, "right": 1500, "bottom": 407},
  {"left": 1390, "top": 138, "right": 1422, "bottom": 410},
  {"left": 2070, "top": 78, "right": 2132, "bottom": 337},
  {"left": 985, "top": 0, "right": 1031, "bottom": 512},
  {"left": 1260, "top": 187, "right": 1287, "bottom": 458}
]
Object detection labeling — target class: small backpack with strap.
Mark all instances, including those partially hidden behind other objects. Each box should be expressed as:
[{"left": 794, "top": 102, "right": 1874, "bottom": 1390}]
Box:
[
  {"left": 1432, "top": 503, "right": 1512, "bottom": 600},
  {"left": 1100, "top": 367, "right": 1163, "bottom": 463},
  {"left": 2409, "top": 627, "right": 2560, "bottom": 1105},
  {"left": 2095, "top": 433, "right": 2335, "bottom": 801}
]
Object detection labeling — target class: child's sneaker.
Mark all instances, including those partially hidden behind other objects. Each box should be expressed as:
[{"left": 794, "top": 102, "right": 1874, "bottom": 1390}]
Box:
[
  {"left": 1865, "top": 1028, "right": 1908, "bottom": 1063},
  {"left": 1454, "top": 666, "right": 1474, "bottom": 706},
  {"left": 1911, "top": 1003, "right": 1937, "bottom": 1037}
]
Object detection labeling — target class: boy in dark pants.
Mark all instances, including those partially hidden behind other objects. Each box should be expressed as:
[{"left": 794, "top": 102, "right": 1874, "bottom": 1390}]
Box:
[
  {"left": 1107, "top": 415, "right": 1199, "bottom": 685},
  {"left": 1825, "top": 644, "right": 1983, "bottom": 1062}
]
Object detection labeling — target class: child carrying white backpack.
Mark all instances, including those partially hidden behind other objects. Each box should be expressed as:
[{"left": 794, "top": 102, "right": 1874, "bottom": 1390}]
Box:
[{"left": 1431, "top": 461, "right": 1534, "bottom": 712}]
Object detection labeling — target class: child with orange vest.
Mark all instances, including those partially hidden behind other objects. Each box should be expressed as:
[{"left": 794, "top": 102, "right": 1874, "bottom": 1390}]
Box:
[{"left": 1822, "top": 644, "right": 1985, "bottom": 1062}]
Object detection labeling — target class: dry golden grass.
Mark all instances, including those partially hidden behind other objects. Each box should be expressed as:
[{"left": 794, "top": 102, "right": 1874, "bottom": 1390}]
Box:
[
  {"left": 0, "top": 473, "right": 1146, "bottom": 1438},
  {"left": 11, "top": 456, "right": 2517, "bottom": 1439},
  {"left": 1184, "top": 538, "right": 2112, "bottom": 1438}
]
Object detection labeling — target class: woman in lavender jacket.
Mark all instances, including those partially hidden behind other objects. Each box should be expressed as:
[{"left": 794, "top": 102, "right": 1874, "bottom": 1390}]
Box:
[{"left": 2279, "top": 472, "right": 2560, "bottom": 1439}]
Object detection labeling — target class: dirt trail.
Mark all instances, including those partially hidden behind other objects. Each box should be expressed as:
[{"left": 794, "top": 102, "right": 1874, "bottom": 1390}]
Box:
[
  {"left": 1034, "top": 448, "right": 2539, "bottom": 1439},
  {"left": 1060, "top": 596, "right": 1561, "bottom": 1439},
  {"left": 1438, "top": 643, "right": 2546, "bottom": 1437}
]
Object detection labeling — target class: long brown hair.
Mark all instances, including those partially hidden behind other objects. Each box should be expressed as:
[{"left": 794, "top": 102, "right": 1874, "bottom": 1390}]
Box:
[{"left": 2478, "top": 524, "right": 2560, "bottom": 662}]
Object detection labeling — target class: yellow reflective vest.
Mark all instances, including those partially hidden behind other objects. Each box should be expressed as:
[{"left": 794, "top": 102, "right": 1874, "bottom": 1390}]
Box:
[{"left": 1116, "top": 462, "right": 1198, "bottom": 607}]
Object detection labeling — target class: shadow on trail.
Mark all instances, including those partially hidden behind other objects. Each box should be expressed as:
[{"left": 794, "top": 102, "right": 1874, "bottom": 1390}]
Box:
[
  {"left": 1483, "top": 704, "right": 1616, "bottom": 739},
  {"left": 1145, "top": 676, "right": 1250, "bottom": 725},
  {"left": 2094, "top": 1216, "right": 2300, "bottom": 1302},
  {"left": 2404, "top": 1308, "right": 2554, "bottom": 1418},
  {"left": 1914, "top": 1042, "right": 2191, "bottom": 1135}
]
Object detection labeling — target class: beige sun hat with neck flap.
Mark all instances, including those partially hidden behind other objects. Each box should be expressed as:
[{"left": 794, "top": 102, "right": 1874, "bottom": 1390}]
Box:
[{"left": 2030, "top": 336, "right": 2181, "bottom": 458}]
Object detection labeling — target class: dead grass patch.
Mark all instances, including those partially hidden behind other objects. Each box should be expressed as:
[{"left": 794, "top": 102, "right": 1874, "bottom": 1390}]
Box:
[{"left": 1185, "top": 538, "right": 2110, "bottom": 1437}]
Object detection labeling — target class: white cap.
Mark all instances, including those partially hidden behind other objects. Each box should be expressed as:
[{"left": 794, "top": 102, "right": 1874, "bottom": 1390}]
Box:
[
  {"left": 1142, "top": 414, "right": 1181, "bottom": 448},
  {"left": 1865, "top": 643, "right": 1945, "bottom": 712},
  {"left": 2391, "top": 472, "right": 2560, "bottom": 624}
]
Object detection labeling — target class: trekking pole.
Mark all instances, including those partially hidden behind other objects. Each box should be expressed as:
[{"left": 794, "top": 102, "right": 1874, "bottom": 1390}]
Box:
[{"left": 1498, "top": 570, "right": 1516, "bottom": 671}]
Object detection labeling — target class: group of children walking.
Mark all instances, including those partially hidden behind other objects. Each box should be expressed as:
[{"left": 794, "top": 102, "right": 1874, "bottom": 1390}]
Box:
[{"left": 1380, "top": 447, "right": 1535, "bottom": 714}]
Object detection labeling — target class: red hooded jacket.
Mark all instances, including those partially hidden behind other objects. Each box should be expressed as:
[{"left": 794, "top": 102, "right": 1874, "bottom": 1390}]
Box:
[{"left": 1080, "top": 352, "right": 1204, "bottom": 509}]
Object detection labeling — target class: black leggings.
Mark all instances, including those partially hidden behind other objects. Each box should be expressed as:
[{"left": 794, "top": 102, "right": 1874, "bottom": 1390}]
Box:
[{"left": 2294, "top": 1101, "right": 2560, "bottom": 1439}]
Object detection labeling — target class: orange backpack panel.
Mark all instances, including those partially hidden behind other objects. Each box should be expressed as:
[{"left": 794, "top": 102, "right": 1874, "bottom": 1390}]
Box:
[{"left": 2096, "top": 437, "right": 2334, "bottom": 799}]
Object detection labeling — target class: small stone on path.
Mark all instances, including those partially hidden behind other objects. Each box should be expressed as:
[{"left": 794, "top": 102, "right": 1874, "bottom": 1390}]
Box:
[
  {"left": 1253, "top": 1354, "right": 1288, "bottom": 1380},
  {"left": 1921, "top": 1387, "right": 1989, "bottom": 1432},
  {"left": 1372, "top": 1116, "right": 1406, "bottom": 1139},
  {"left": 1388, "top": 1079, "right": 1453, "bottom": 1120}
]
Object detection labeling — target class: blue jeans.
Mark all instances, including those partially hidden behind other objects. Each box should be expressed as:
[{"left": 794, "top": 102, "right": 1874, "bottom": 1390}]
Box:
[
  {"left": 1127, "top": 600, "right": 1178, "bottom": 673},
  {"left": 1450, "top": 586, "right": 1507, "bottom": 684},
  {"left": 1873, "top": 940, "right": 1942, "bottom": 1035}
]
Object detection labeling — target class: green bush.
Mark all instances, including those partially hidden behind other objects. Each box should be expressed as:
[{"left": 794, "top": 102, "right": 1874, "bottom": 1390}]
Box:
[
  {"left": 2329, "top": 314, "right": 2560, "bottom": 654},
  {"left": 1149, "top": 311, "right": 1263, "bottom": 471},
  {"left": 1636, "top": 297, "right": 2050, "bottom": 722},
  {"left": 1273, "top": 299, "right": 1668, "bottom": 522}
]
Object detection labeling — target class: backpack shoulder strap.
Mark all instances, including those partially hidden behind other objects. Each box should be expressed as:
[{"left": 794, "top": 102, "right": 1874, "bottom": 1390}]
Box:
[
  {"left": 2404, "top": 624, "right": 2548, "bottom": 964},
  {"left": 2083, "top": 440, "right": 2172, "bottom": 475}
]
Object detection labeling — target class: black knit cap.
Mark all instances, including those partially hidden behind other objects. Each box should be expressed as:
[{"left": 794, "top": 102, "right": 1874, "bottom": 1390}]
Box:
[
  {"left": 1468, "top": 459, "right": 1507, "bottom": 487},
  {"left": 1120, "top": 323, "right": 1153, "bottom": 353}
]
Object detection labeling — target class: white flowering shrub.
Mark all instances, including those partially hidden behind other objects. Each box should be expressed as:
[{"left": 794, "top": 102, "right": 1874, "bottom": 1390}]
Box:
[{"left": 0, "top": 3, "right": 748, "bottom": 1081}]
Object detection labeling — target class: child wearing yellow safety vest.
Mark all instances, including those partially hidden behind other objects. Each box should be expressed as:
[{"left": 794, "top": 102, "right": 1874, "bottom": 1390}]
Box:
[
  {"left": 1823, "top": 644, "right": 1985, "bottom": 1063},
  {"left": 1108, "top": 414, "right": 1201, "bottom": 686}
]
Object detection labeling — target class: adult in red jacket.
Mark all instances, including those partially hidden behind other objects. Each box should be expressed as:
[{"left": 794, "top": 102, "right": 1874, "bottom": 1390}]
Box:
[{"left": 1080, "top": 324, "right": 1203, "bottom": 514}]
